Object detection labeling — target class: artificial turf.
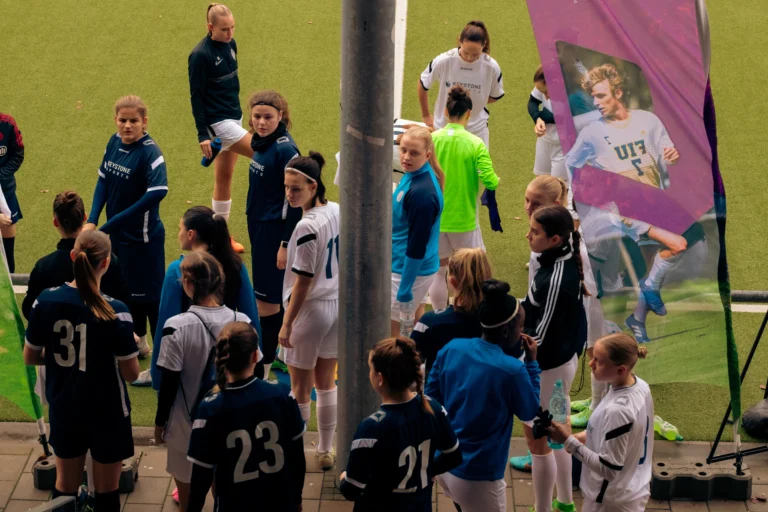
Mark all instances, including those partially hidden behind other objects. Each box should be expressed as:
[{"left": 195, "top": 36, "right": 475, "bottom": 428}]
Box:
[{"left": 2, "top": 0, "right": 767, "bottom": 442}]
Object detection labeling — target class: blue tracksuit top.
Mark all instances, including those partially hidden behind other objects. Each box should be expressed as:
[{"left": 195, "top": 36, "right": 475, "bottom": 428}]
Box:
[
  {"left": 391, "top": 162, "right": 443, "bottom": 277},
  {"left": 425, "top": 337, "right": 541, "bottom": 481}
]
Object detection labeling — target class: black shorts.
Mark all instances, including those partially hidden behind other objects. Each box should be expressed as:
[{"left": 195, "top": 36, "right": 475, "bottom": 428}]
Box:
[
  {"left": 113, "top": 236, "right": 165, "bottom": 302},
  {"left": 50, "top": 415, "right": 134, "bottom": 464},
  {"left": 2, "top": 187, "right": 22, "bottom": 225},
  {"left": 247, "top": 220, "right": 285, "bottom": 305}
]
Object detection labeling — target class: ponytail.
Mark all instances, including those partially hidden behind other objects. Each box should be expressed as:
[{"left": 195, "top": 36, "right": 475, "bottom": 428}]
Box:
[
  {"left": 180, "top": 252, "right": 225, "bottom": 305},
  {"left": 216, "top": 322, "right": 259, "bottom": 390},
  {"left": 72, "top": 231, "right": 115, "bottom": 321},
  {"left": 370, "top": 337, "right": 433, "bottom": 415},
  {"left": 571, "top": 230, "right": 591, "bottom": 297},
  {"left": 532, "top": 205, "right": 591, "bottom": 297},
  {"left": 599, "top": 332, "right": 648, "bottom": 369}
]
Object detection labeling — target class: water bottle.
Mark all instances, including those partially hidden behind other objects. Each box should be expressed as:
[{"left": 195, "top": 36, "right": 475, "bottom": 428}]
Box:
[
  {"left": 201, "top": 137, "right": 223, "bottom": 167},
  {"left": 654, "top": 415, "right": 684, "bottom": 441},
  {"left": 548, "top": 379, "right": 568, "bottom": 449},
  {"left": 399, "top": 301, "right": 416, "bottom": 337}
]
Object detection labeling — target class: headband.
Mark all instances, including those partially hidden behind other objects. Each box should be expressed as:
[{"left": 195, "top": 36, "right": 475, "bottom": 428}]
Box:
[
  {"left": 252, "top": 101, "right": 280, "bottom": 111},
  {"left": 285, "top": 167, "right": 317, "bottom": 183},
  {"left": 480, "top": 299, "right": 520, "bottom": 329}
]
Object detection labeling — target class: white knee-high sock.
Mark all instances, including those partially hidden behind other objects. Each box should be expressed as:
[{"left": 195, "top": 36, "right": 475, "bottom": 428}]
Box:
[
  {"left": 428, "top": 267, "right": 449, "bottom": 311},
  {"left": 553, "top": 448, "right": 573, "bottom": 504},
  {"left": 316, "top": 388, "right": 338, "bottom": 453},
  {"left": 645, "top": 252, "right": 680, "bottom": 290},
  {"left": 212, "top": 199, "right": 232, "bottom": 221},
  {"left": 532, "top": 452, "right": 556, "bottom": 512},
  {"left": 633, "top": 293, "right": 650, "bottom": 323},
  {"left": 591, "top": 378, "right": 609, "bottom": 411},
  {"left": 262, "top": 361, "right": 272, "bottom": 381},
  {"left": 298, "top": 402, "right": 311, "bottom": 423}
]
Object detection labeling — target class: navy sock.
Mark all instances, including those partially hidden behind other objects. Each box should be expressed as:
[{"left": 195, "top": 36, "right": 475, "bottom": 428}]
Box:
[
  {"left": 95, "top": 489, "right": 120, "bottom": 511},
  {"left": 2, "top": 236, "right": 15, "bottom": 273},
  {"left": 51, "top": 487, "right": 77, "bottom": 500},
  {"left": 259, "top": 310, "right": 283, "bottom": 365}
]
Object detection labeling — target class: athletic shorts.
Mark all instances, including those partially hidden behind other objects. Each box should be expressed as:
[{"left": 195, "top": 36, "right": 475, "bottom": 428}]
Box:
[
  {"left": 207, "top": 117, "right": 248, "bottom": 151},
  {"left": 438, "top": 472, "right": 506, "bottom": 512},
  {"left": 167, "top": 445, "right": 193, "bottom": 484},
  {"left": 438, "top": 228, "right": 485, "bottom": 259},
  {"left": 247, "top": 220, "right": 285, "bottom": 305},
  {"left": 533, "top": 137, "right": 567, "bottom": 181},
  {"left": 523, "top": 354, "right": 578, "bottom": 427},
  {"left": 1, "top": 188, "right": 22, "bottom": 224},
  {"left": 390, "top": 273, "right": 434, "bottom": 321},
  {"left": 581, "top": 496, "right": 648, "bottom": 512},
  {"left": 283, "top": 298, "right": 339, "bottom": 370},
  {"left": 50, "top": 415, "right": 134, "bottom": 464},
  {"left": 113, "top": 235, "right": 165, "bottom": 303}
]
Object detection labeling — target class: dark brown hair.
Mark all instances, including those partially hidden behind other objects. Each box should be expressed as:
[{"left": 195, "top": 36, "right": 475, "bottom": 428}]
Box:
[
  {"left": 532, "top": 205, "right": 591, "bottom": 297},
  {"left": 73, "top": 231, "right": 115, "bottom": 321},
  {"left": 285, "top": 151, "right": 327, "bottom": 206},
  {"left": 533, "top": 64, "right": 546, "bottom": 84},
  {"left": 446, "top": 85, "right": 473, "bottom": 120},
  {"left": 459, "top": 20, "right": 490, "bottom": 54},
  {"left": 216, "top": 322, "right": 260, "bottom": 389},
  {"left": 248, "top": 90, "right": 292, "bottom": 130},
  {"left": 370, "top": 337, "right": 433, "bottom": 414},
  {"left": 53, "top": 190, "right": 85, "bottom": 235},
  {"left": 180, "top": 252, "right": 225, "bottom": 305}
]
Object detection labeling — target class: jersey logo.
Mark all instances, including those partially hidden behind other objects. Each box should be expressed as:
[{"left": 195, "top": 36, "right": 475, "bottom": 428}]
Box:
[
  {"left": 0, "top": 146, "right": 6, "bottom": 157},
  {"left": 276, "top": 136, "right": 290, "bottom": 144},
  {"left": 368, "top": 411, "right": 386, "bottom": 422},
  {"left": 396, "top": 191, "right": 404, "bottom": 203},
  {"left": 215, "top": 56, "right": 223, "bottom": 66},
  {"left": 231, "top": 49, "right": 236, "bottom": 60},
  {"left": 143, "top": 139, "right": 156, "bottom": 146},
  {"left": 612, "top": 140, "right": 647, "bottom": 160},
  {"left": 204, "top": 392, "right": 219, "bottom": 402}
]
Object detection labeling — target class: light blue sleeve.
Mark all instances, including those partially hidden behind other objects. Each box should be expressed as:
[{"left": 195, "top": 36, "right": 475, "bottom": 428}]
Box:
[
  {"left": 151, "top": 260, "right": 184, "bottom": 391},
  {"left": 237, "top": 264, "right": 262, "bottom": 341}
]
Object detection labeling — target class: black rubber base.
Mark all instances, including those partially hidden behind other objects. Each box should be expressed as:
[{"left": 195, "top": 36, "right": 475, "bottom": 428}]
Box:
[
  {"left": 33, "top": 454, "right": 140, "bottom": 493},
  {"left": 651, "top": 459, "right": 752, "bottom": 501}
]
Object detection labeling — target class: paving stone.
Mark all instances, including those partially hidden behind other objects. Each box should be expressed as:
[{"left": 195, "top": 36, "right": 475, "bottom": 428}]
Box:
[
  {"left": 654, "top": 441, "right": 712, "bottom": 462},
  {"left": 138, "top": 450, "right": 169, "bottom": 478},
  {"left": 0, "top": 443, "right": 34, "bottom": 456},
  {"left": 646, "top": 498, "right": 672, "bottom": 509},
  {"left": 512, "top": 478, "right": 534, "bottom": 506},
  {"left": 303, "top": 499, "right": 320, "bottom": 512},
  {"left": 124, "top": 504, "right": 162, "bottom": 512},
  {"left": 4, "top": 500, "right": 47, "bottom": 512},
  {"left": 707, "top": 500, "right": 748, "bottom": 511},
  {"left": 436, "top": 492, "right": 454, "bottom": 511},
  {"left": 161, "top": 493, "right": 214, "bottom": 512},
  {"left": 126, "top": 476, "right": 171, "bottom": 504},
  {"left": 318, "top": 500, "right": 354, "bottom": 511},
  {"left": 10, "top": 474, "right": 48, "bottom": 501},
  {"left": 747, "top": 484, "right": 768, "bottom": 511},
  {"left": 669, "top": 500, "right": 709, "bottom": 511},
  {"left": 0, "top": 456, "right": 29, "bottom": 482},
  {"left": 22, "top": 452, "right": 45, "bottom": 474},
  {"left": 303, "top": 472, "right": 323, "bottom": 500},
  {"left": 0, "top": 481, "right": 16, "bottom": 508}
]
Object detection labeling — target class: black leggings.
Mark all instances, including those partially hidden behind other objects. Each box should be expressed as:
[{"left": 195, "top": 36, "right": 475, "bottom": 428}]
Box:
[{"left": 128, "top": 300, "right": 159, "bottom": 340}]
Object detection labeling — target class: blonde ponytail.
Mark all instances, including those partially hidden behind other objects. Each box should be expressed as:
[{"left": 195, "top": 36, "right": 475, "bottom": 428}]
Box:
[{"left": 73, "top": 231, "right": 115, "bottom": 322}]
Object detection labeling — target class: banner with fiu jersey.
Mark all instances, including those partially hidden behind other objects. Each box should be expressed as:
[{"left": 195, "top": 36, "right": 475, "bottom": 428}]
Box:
[{"left": 527, "top": 0, "right": 741, "bottom": 422}]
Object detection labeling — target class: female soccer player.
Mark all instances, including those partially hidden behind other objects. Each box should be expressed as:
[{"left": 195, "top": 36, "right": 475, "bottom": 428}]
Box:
[
  {"left": 425, "top": 280, "right": 540, "bottom": 512},
  {"left": 23, "top": 231, "right": 140, "bottom": 512},
  {"left": 428, "top": 85, "right": 499, "bottom": 310},
  {"left": 391, "top": 126, "right": 444, "bottom": 336},
  {"left": 189, "top": 3, "right": 253, "bottom": 251},
  {"left": 411, "top": 247, "right": 491, "bottom": 379},
  {"left": 154, "top": 252, "right": 255, "bottom": 511},
  {"left": 278, "top": 152, "right": 340, "bottom": 469},
  {"left": 547, "top": 333, "right": 654, "bottom": 512},
  {"left": 246, "top": 90, "right": 301, "bottom": 375},
  {"left": 519, "top": 204, "right": 589, "bottom": 512},
  {"left": 0, "top": 113, "right": 24, "bottom": 273},
  {"left": 529, "top": 65, "right": 567, "bottom": 180},
  {"left": 133, "top": 205, "right": 262, "bottom": 387},
  {"left": 187, "top": 322, "right": 306, "bottom": 512},
  {"left": 340, "top": 337, "right": 462, "bottom": 511},
  {"left": 418, "top": 21, "right": 504, "bottom": 148},
  {"left": 85, "top": 95, "right": 168, "bottom": 364}
]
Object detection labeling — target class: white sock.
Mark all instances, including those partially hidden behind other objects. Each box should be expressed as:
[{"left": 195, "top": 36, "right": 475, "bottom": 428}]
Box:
[
  {"left": 645, "top": 252, "right": 679, "bottom": 290},
  {"left": 316, "top": 388, "right": 338, "bottom": 453},
  {"left": 137, "top": 335, "right": 148, "bottom": 349},
  {"left": 86, "top": 451, "right": 94, "bottom": 495},
  {"left": 591, "top": 378, "right": 609, "bottom": 411},
  {"left": 553, "top": 448, "right": 573, "bottom": 504},
  {"left": 298, "top": 402, "right": 311, "bottom": 423},
  {"left": 428, "top": 267, "right": 449, "bottom": 311},
  {"left": 262, "top": 362, "right": 271, "bottom": 381},
  {"left": 532, "top": 452, "right": 556, "bottom": 512},
  {"left": 211, "top": 199, "right": 232, "bottom": 222}
]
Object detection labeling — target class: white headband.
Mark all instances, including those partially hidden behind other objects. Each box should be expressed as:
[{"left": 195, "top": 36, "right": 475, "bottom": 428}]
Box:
[
  {"left": 285, "top": 167, "right": 317, "bottom": 183},
  {"left": 480, "top": 299, "right": 520, "bottom": 329}
]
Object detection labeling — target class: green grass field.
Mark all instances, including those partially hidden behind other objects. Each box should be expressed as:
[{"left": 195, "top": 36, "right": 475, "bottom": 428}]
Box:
[{"left": 2, "top": 1, "right": 767, "bottom": 441}]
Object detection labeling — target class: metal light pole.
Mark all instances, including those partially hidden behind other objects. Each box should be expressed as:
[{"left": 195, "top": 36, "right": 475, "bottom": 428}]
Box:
[{"left": 337, "top": 0, "right": 395, "bottom": 479}]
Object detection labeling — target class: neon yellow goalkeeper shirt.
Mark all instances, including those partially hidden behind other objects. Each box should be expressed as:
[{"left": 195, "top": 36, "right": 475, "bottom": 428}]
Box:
[{"left": 431, "top": 123, "right": 500, "bottom": 233}]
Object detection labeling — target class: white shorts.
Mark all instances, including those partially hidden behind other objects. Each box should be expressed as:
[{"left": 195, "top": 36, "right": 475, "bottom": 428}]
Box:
[
  {"left": 524, "top": 353, "right": 579, "bottom": 427},
  {"left": 391, "top": 273, "right": 435, "bottom": 321},
  {"left": 533, "top": 137, "right": 567, "bottom": 181},
  {"left": 438, "top": 228, "right": 486, "bottom": 259},
  {"left": 283, "top": 298, "right": 339, "bottom": 370},
  {"left": 582, "top": 496, "right": 648, "bottom": 512},
  {"left": 167, "top": 446, "right": 193, "bottom": 484},
  {"left": 471, "top": 124, "right": 490, "bottom": 149},
  {"left": 438, "top": 472, "right": 505, "bottom": 512},
  {"left": 206, "top": 117, "right": 248, "bottom": 150}
]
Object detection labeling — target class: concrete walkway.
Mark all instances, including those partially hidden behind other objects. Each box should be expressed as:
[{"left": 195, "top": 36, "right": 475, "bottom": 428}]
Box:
[{"left": 0, "top": 429, "right": 764, "bottom": 511}]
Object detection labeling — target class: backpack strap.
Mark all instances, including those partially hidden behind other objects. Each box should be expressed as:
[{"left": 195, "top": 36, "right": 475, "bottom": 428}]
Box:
[{"left": 178, "top": 309, "right": 219, "bottom": 418}]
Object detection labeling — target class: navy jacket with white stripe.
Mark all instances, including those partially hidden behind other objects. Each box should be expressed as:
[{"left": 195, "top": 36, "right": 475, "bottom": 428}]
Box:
[{"left": 522, "top": 242, "right": 587, "bottom": 371}]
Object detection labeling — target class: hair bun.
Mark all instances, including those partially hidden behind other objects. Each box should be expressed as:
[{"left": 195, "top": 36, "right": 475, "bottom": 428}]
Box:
[
  {"left": 308, "top": 150, "right": 326, "bottom": 170},
  {"left": 481, "top": 279, "right": 511, "bottom": 302}
]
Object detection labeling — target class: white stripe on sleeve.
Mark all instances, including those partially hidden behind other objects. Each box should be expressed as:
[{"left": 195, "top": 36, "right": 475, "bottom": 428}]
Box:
[
  {"left": 193, "top": 419, "right": 207, "bottom": 429},
  {"left": 536, "top": 260, "right": 563, "bottom": 343},
  {"left": 116, "top": 312, "right": 133, "bottom": 323},
  {"left": 150, "top": 155, "right": 165, "bottom": 170},
  {"left": 351, "top": 438, "right": 378, "bottom": 450}
]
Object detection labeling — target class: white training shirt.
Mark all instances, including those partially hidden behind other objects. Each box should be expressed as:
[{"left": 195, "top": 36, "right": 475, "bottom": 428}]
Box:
[
  {"left": 566, "top": 376, "right": 654, "bottom": 505},
  {"left": 283, "top": 201, "right": 341, "bottom": 305},
  {"left": 531, "top": 87, "right": 560, "bottom": 144},
  {"left": 420, "top": 48, "right": 504, "bottom": 136},
  {"left": 156, "top": 305, "right": 255, "bottom": 453}
]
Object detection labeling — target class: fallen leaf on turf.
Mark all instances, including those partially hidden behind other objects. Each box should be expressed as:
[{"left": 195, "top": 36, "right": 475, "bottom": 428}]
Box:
[
  {"left": 40, "top": 189, "right": 49, "bottom": 193},
  {"left": 186, "top": 200, "right": 192, "bottom": 204},
  {"left": 514, "top": 216, "right": 522, "bottom": 220},
  {"left": 308, "top": 21, "right": 313, "bottom": 24}
]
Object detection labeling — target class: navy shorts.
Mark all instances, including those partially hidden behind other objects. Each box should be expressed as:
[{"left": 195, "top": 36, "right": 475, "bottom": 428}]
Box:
[
  {"left": 247, "top": 220, "right": 285, "bottom": 305},
  {"left": 50, "top": 414, "right": 134, "bottom": 464},
  {"left": 1, "top": 187, "right": 22, "bottom": 224},
  {"left": 113, "top": 235, "right": 165, "bottom": 302}
]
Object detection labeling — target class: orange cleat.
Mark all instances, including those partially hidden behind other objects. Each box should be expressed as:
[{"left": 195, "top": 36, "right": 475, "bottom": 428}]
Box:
[{"left": 231, "top": 236, "right": 245, "bottom": 253}]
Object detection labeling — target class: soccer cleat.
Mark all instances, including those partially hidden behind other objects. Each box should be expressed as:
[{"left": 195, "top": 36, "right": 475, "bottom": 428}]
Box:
[
  {"left": 230, "top": 236, "right": 245, "bottom": 254},
  {"left": 77, "top": 486, "right": 94, "bottom": 512},
  {"left": 625, "top": 314, "right": 651, "bottom": 344},
  {"left": 570, "top": 407, "right": 592, "bottom": 428},
  {"left": 640, "top": 281, "right": 667, "bottom": 316},
  {"left": 571, "top": 398, "right": 591, "bottom": 413},
  {"left": 553, "top": 499, "right": 577, "bottom": 512},
  {"left": 271, "top": 358, "right": 289, "bottom": 373},
  {"left": 316, "top": 449, "right": 336, "bottom": 471},
  {"left": 136, "top": 336, "right": 151, "bottom": 359},
  {"left": 509, "top": 451, "right": 533, "bottom": 472},
  {"left": 130, "top": 369, "right": 153, "bottom": 387}
]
